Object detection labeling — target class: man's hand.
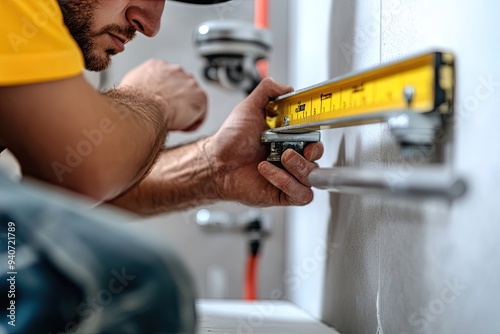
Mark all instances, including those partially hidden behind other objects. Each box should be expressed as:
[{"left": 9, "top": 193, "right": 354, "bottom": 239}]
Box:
[
  {"left": 204, "top": 77, "right": 324, "bottom": 207},
  {"left": 120, "top": 59, "right": 208, "bottom": 131}
]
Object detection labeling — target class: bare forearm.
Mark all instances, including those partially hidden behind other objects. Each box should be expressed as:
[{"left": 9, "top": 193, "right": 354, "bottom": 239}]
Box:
[
  {"left": 101, "top": 87, "right": 168, "bottom": 187},
  {"left": 109, "top": 138, "right": 219, "bottom": 215}
]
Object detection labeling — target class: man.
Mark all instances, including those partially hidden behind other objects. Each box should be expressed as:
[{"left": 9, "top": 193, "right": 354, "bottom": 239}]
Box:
[
  {"left": 0, "top": 0, "right": 323, "bottom": 332},
  {"left": 0, "top": 0, "right": 324, "bottom": 213}
]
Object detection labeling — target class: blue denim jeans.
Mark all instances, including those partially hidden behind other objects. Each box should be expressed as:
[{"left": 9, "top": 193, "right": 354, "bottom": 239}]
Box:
[{"left": 0, "top": 175, "right": 196, "bottom": 334}]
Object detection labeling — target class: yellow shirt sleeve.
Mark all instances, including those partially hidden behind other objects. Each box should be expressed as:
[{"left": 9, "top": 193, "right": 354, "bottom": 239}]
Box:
[{"left": 0, "top": 0, "right": 84, "bottom": 86}]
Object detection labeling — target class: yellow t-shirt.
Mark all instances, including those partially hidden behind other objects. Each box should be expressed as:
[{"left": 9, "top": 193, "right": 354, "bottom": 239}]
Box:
[{"left": 0, "top": 0, "right": 84, "bottom": 86}]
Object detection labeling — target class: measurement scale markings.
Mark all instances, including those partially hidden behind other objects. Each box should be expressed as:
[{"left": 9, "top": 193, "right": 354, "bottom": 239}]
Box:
[{"left": 265, "top": 52, "right": 453, "bottom": 130}]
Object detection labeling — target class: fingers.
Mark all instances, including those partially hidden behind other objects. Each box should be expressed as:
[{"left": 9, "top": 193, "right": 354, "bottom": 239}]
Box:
[
  {"left": 302, "top": 142, "right": 324, "bottom": 161},
  {"left": 258, "top": 161, "right": 314, "bottom": 206},
  {"left": 122, "top": 59, "right": 208, "bottom": 132},
  {"left": 245, "top": 77, "right": 294, "bottom": 109},
  {"left": 257, "top": 142, "right": 323, "bottom": 206},
  {"left": 281, "top": 148, "right": 320, "bottom": 187}
]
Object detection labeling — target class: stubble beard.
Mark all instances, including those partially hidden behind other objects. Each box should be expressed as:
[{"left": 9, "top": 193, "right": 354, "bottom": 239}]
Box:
[{"left": 57, "top": 0, "right": 136, "bottom": 72}]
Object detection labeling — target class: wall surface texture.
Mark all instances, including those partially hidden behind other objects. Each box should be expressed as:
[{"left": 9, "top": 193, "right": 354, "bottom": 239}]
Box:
[{"left": 286, "top": 0, "right": 500, "bottom": 333}]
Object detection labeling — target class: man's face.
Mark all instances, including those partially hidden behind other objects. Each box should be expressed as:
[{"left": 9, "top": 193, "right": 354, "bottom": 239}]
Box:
[{"left": 58, "top": 0, "right": 165, "bottom": 72}]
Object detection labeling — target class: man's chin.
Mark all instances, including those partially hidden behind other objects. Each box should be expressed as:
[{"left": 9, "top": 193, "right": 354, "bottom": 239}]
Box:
[{"left": 84, "top": 54, "right": 112, "bottom": 72}]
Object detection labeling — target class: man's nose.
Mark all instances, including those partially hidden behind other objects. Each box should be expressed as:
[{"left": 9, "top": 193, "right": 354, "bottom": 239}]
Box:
[{"left": 126, "top": 1, "right": 165, "bottom": 37}]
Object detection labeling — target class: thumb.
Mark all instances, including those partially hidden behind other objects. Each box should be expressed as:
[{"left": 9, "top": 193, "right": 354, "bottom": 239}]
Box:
[{"left": 244, "top": 77, "right": 294, "bottom": 109}]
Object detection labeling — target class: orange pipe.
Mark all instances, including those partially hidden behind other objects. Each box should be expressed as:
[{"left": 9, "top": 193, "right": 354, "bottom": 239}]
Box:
[
  {"left": 244, "top": 255, "right": 259, "bottom": 301},
  {"left": 254, "top": 0, "right": 269, "bottom": 78},
  {"left": 254, "top": 0, "right": 269, "bottom": 29}
]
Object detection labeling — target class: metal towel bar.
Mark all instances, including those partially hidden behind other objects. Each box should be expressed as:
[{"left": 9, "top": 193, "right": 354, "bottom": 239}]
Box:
[{"left": 309, "top": 167, "right": 466, "bottom": 199}]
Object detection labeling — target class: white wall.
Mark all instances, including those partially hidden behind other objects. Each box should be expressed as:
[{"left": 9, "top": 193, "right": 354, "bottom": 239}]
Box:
[
  {"left": 108, "top": 0, "right": 291, "bottom": 300},
  {"left": 287, "top": 0, "right": 500, "bottom": 333}
]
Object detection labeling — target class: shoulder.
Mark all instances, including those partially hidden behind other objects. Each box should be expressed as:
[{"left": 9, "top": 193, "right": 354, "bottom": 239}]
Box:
[{"left": 0, "top": 0, "right": 84, "bottom": 86}]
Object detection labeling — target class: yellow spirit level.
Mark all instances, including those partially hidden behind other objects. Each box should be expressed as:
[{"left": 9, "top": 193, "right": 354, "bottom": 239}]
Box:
[{"left": 261, "top": 51, "right": 454, "bottom": 165}]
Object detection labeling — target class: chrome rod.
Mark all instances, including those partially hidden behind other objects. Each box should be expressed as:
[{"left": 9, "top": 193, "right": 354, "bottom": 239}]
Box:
[{"left": 309, "top": 167, "right": 467, "bottom": 200}]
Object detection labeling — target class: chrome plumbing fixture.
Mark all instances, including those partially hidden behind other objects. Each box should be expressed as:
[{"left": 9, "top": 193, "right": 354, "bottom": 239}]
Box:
[{"left": 193, "top": 20, "right": 272, "bottom": 94}]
